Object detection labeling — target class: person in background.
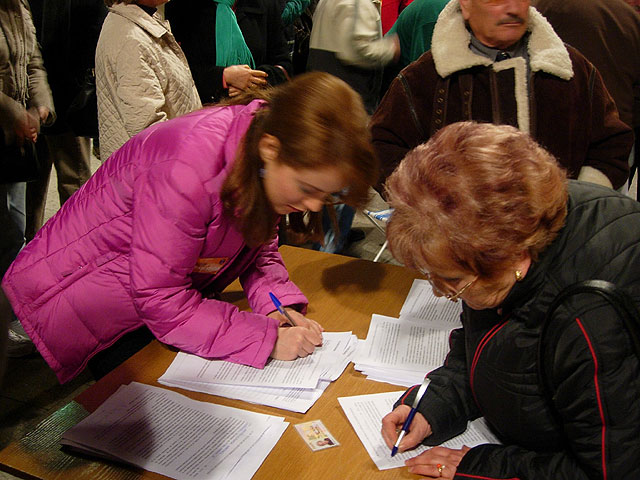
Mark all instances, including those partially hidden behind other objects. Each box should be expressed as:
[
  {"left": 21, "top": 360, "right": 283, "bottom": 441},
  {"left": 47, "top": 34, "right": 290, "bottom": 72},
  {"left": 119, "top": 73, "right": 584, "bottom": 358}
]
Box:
[
  {"left": 0, "top": 0, "right": 55, "bottom": 357},
  {"left": 307, "top": 0, "right": 399, "bottom": 254},
  {"left": 381, "top": 0, "right": 414, "bottom": 35},
  {"left": 386, "top": 0, "right": 450, "bottom": 70},
  {"left": 166, "top": 0, "right": 293, "bottom": 105},
  {"left": 532, "top": 0, "right": 640, "bottom": 196},
  {"left": 96, "top": 0, "right": 201, "bottom": 160},
  {"left": 2, "top": 73, "right": 379, "bottom": 384},
  {"left": 371, "top": 0, "right": 633, "bottom": 193},
  {"left": 380, "top": 0, "right": 449, "bottom": 97},
  {"left": 26, "top": 0, "right": 108, "bottom": 242},
  {"left": 280, "top": 0, "right": 311, "bottom": 60},
  {"left": 382, "top": 121, "right": 640, "bottom": 479}
]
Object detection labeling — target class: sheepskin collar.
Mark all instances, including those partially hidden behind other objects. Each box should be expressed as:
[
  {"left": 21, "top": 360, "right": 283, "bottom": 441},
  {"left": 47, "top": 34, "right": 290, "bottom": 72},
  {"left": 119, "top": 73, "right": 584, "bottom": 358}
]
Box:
[{"left": 431, "top": 0, "right": 572, "bottom": 80}]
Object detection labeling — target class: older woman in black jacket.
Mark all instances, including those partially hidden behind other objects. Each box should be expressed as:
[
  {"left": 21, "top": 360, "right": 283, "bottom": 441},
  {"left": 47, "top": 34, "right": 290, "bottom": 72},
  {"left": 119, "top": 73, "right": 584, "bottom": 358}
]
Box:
[{"left": 381, "top": 121, "right": 640, "bottom": 479}]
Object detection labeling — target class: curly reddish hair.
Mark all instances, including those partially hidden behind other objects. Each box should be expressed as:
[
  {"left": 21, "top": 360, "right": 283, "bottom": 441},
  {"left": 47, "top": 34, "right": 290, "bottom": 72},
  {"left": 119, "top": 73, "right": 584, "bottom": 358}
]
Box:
[{"left": 385, "top": 121, "right": 568, "bottom": 279}]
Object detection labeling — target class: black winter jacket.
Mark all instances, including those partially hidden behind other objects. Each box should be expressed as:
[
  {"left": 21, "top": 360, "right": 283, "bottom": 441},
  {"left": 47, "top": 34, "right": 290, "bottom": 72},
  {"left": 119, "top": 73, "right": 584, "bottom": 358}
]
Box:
[{"left": 397, "top": 181, "right": 640, "bottom": 479}]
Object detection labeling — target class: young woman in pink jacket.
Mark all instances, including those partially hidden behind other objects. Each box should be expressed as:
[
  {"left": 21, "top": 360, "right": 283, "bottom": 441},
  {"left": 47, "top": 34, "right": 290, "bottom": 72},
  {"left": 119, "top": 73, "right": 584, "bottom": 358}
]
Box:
[{"left": 2, "top": 72, "right": 378, "bottom": 383}]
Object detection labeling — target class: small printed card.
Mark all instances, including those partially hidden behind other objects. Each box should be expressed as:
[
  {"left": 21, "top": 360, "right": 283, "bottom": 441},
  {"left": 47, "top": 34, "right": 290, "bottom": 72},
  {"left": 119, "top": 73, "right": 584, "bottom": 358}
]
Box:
[{"left": 295, "top": 420, "right": 340, "bottom": 451}]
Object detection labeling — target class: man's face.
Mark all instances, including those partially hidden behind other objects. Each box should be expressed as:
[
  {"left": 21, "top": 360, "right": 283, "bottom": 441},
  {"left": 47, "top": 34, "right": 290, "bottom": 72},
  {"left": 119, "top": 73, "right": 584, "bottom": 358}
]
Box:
[{"left": 459, "top": 0, "right": 530, "bottom": 50}]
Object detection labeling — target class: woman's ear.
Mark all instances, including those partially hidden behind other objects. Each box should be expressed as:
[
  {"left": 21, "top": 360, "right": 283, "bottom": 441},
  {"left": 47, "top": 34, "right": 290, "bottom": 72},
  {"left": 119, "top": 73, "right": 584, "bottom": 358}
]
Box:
[{"left": 258, "top": 134, "right": 281, "bottom": 166}]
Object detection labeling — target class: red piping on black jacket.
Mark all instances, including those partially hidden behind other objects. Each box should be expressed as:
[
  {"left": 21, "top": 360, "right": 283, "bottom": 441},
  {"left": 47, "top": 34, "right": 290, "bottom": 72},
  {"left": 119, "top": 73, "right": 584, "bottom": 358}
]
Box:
[
  {"left": 469, "top": 319, "right": 510, "bottom": 404},
  {"left": 575, "top": 317, "right": 608, "bottom": 480}
]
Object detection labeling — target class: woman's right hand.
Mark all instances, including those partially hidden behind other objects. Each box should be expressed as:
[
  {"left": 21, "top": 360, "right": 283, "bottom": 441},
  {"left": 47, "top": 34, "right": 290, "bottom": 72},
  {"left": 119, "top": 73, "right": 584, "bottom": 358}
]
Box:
[
  {"left": 270, "top": 325, "right": 323, "bottom": 360},
  {"left": 381, "top": 404, "right": 432, "bottom": 453},
  {"left": 223, "top": 65, "right": 268, "bottom": 91}
]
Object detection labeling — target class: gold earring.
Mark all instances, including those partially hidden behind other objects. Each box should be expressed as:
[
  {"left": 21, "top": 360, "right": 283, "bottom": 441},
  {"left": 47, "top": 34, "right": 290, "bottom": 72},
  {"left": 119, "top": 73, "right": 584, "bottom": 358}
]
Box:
[{"left": 515, "top": 270, "right": 523, "bottom": 282}]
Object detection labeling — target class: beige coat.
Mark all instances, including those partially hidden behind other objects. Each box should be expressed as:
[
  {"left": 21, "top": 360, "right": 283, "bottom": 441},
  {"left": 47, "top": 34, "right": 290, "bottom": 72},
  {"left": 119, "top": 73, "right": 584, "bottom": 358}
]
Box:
[
  {"left": 95, "top": 4, "right": 201, "bottom": 160},
  {"left": 0, "top": 0, "right": 54, "bottom": 137}
]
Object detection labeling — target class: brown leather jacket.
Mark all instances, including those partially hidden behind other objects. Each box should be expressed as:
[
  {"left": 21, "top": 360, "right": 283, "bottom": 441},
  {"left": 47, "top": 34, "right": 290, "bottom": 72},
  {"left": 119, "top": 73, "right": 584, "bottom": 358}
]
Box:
[{"left": 371, "top": 1, "right": 632, "bottom": 190}]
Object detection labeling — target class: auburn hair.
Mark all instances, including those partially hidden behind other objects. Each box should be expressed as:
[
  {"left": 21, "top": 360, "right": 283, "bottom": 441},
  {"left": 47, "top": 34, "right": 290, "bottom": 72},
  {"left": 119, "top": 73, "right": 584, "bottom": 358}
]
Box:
[
  {"left": 385, "top": 121, "right": 568, "bottom": 279},
  {"left": 220, "top": 72, "right": 378, "bottom": 246}
]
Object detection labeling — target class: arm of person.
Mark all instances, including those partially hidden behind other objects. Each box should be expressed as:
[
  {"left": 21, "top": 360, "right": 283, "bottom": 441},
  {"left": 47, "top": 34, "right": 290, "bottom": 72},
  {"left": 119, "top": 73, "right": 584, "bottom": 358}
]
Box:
[
  {"left": 450, "top": 303, "right": 640, "bottom": 479},
  {"left": 580, "top": 59, "right": 633, "bottom": 190},
  {"left": 129, "top": 158, "right": 280, "bottom": 369},
  {"left": 23, "top": 1, "right": 55, "bottom": 126},
  {"left": 113, "top": 41, "right": 168, "bottom": 138},
  {"left": 333, "top": 0, "right": 398, "bottom": 68},
  {"left": 384, "top": 325, "right": 481, "bottom": 452},
  {"left": 369, "top": 71, "right": 427, "bottom": 195}
]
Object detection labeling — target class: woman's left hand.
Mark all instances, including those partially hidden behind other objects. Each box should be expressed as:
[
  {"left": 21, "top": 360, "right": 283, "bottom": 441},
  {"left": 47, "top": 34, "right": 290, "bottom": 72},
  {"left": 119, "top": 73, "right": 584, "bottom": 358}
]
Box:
[
  {"left": 405, "top": 446, "right": 470, "bottom": 478},
  {"left": 267, "top": 308, "right": 324, "bottom": 338}
]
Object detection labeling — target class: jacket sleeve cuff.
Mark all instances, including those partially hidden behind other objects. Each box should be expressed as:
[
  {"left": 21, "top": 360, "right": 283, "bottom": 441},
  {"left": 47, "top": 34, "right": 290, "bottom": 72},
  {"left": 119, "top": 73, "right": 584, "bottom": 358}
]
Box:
[{"left": 577, "top": 166, "right": 613, "bottom": 189}]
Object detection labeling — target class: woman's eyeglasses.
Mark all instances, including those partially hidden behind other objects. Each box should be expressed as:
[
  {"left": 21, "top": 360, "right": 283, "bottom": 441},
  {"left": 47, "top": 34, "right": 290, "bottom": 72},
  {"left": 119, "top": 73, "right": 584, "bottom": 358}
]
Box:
[{"left": 420, "top": 269, "right": 477, "bottom": 303}]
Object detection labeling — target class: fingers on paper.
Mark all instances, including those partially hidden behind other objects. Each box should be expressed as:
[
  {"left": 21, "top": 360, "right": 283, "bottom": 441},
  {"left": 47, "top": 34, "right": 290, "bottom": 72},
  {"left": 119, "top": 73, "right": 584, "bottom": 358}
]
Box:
[
  {"left": 381, "top": 405, "right": 410, "bottom": 448},
  {"left": 406, "top": 446, "right": 467, "bottom": 477}
]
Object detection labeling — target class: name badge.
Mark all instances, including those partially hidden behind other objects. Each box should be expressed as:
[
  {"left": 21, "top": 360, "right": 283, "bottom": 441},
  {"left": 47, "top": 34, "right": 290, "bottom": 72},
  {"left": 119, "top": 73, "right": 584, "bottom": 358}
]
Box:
[{"left": 192, "top": 257, "right": 228, "bottom": 274}]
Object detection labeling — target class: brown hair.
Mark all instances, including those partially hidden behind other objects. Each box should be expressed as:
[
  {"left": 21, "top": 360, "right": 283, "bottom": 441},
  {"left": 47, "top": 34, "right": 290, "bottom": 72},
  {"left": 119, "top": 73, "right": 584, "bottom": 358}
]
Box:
[
  {"left": 220, "top": 72, "right": 378, "bottom": 246},
  {"left": 385, "top": 121, "right": 568, "bottom": 279}
]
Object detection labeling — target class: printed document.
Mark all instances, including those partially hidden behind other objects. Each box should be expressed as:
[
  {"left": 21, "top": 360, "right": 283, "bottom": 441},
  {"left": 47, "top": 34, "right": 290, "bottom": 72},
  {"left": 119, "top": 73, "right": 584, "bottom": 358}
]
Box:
[
  {"left": 338, "top": 391, "right": 500, "bottom": 471},
  {"left": 159, "top": 332, "right": 356, "bottom": 413},
  {"left": 60, "top": 382, "right": 288, "bottom": 480}
]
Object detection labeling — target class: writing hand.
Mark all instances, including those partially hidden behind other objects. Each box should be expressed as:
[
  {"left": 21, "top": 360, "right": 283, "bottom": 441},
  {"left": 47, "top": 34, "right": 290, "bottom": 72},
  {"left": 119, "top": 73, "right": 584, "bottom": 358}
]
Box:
[
  {"left": 270, "top": 324, "right": 323, "bottom": 360},
  {"left": 404, "top": 445, "right": 470, "bottom": 478},
  {"left": 381, "top": 405, "right": 431, "bottom": 453}
]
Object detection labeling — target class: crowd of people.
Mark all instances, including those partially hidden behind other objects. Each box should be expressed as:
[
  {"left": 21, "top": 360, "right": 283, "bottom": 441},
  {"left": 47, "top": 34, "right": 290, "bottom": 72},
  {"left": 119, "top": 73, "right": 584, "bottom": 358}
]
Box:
[{"left": 1, "top": 0, "right": 639, "bottom": 478}]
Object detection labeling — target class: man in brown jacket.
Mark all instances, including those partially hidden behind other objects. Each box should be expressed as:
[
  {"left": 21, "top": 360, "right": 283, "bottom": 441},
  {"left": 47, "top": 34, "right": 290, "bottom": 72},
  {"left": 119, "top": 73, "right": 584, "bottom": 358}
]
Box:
[{"left": 371, "top": 0, "right": 633, "bottom": 192}]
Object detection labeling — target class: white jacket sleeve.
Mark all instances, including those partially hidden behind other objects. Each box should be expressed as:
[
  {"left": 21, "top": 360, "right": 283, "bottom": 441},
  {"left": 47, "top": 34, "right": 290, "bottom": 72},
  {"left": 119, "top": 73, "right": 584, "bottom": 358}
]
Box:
[{"left": 335, "top": 0, "right": 396, "bottom": 68}]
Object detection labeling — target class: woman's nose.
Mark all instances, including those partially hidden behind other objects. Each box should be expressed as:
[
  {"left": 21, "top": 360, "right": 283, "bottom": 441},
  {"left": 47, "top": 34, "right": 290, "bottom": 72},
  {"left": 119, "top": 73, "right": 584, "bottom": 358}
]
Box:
[{"left": 303, "top": 197, "right": 325, "bottom": 212}]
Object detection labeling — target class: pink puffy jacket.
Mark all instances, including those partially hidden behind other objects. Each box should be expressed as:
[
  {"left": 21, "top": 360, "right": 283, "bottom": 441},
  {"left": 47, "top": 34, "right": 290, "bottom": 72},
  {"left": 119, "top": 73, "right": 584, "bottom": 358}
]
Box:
[{"left": 2, "top": 100, "right": 307, "bottom": 383}]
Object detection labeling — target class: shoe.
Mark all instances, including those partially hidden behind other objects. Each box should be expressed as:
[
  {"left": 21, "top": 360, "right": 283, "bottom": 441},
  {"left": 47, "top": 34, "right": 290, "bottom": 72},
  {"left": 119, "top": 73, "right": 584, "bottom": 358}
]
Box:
[{"left": 7, "top": 319, "right": 36, "bottom": 357}]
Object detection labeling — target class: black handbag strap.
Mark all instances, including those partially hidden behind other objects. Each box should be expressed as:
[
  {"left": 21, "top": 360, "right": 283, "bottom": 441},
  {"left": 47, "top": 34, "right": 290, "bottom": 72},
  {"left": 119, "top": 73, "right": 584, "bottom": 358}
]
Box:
[{"left": 538, "top": 280, "right": 640, "bottom": 432}]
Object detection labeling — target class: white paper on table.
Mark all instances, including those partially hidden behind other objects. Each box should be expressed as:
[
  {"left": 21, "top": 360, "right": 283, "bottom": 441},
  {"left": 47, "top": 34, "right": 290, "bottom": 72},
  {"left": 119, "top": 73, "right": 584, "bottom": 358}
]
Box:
[
  {"left": 158, "top": 333, "right": 356, "bottom": 412},
  {"left": 160, "top": 332, "right": 353, "bottom": 390},
  {"left": 160, "top": 379, "right": 330, "bottom": 414},
  {"left": 398, "top": 279, "right": 463, "bottom": 326},
  {"left": 354, "top": 314, "right": 453, "bottom": 371},
  {"left": 355, "top": 366, "right": 426, "bottom": 388},
  {"left": 338, "top": 391, "right": 501, "bottom": 471},
  {"left": 61, "top": 382, "right": 288, "bottom": 480}
]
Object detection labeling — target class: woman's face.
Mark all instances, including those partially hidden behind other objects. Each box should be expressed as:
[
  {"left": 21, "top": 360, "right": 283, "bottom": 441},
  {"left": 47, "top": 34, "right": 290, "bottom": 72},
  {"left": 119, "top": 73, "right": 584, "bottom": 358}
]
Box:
[
  {"left": 422, "top": 264, "right": 521, "bottom": 310},
  {"left": 259, "top": 135, "right": 347, "bottom": 215}
]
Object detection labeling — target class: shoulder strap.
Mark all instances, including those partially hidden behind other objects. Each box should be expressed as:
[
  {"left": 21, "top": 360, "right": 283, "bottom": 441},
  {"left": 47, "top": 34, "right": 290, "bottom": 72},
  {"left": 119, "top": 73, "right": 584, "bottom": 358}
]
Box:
[{"left": 538, "top": 280, "right": 640, "bottom": 429}]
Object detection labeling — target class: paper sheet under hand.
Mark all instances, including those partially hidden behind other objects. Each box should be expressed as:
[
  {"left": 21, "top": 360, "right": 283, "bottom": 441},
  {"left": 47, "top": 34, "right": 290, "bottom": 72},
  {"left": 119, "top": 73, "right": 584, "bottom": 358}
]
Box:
[
  {"left": 338, "top": 391, "right": 500, "bottom": 471},
  {"left": 61, "top": 382, "right": 288, "bottom": 480},
  {"left": 159, "top": 332, "right": 356, "bottom": 413}
]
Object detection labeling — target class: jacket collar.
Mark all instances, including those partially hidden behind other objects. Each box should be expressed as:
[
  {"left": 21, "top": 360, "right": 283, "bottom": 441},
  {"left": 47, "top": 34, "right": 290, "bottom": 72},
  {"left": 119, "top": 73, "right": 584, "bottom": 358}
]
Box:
[
  {"left": 108, "top": 3, "right": 169, "bottom": 39},
  {"left": 431, "top": 0, "right": 572, "bottom": 80}
]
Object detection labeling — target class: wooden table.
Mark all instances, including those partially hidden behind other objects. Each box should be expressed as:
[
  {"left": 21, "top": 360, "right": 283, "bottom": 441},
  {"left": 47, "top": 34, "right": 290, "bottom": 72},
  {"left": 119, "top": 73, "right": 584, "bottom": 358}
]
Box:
[{"left": 0, "top": 246, "right": 423, "bottom": 479}]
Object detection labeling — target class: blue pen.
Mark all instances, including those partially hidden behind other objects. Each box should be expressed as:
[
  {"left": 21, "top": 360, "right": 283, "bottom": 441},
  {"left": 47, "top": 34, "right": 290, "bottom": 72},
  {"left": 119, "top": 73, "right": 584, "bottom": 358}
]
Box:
[
  {"left": 269, "top": 292, "right": 297, "bottom": 326},
  {"left": 391, "top": 377, "right": 430, "bottom": 457}
]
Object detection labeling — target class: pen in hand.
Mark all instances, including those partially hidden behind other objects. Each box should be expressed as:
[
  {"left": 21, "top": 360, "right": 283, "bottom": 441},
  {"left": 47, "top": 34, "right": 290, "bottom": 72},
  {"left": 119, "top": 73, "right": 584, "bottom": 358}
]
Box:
[
  {"left": 269, "top": 292, "right": 297, "bottom": 327},
  {"left": 391, "top": 377, "right": 430, "bottom": 457}
]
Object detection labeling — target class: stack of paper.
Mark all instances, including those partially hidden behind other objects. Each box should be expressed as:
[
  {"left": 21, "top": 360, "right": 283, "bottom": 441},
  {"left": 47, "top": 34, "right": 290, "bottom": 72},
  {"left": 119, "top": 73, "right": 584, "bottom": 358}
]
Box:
[
  {"left": 61, "top": 382, "right": 288, "bottom": 480},
  {"left": 159, "top": 332, "right": 357, "bottom": 413},
  {"left": 338, "top": 391, "right": 500, "bottom": 471},
  {"left": 354, "top": 280, "right": 462, "bottom": 386}
]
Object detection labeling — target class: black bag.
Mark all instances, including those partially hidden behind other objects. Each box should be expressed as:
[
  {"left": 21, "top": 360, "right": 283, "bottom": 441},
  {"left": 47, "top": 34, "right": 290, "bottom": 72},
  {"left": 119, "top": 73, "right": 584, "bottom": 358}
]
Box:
[
  {"left": 0, "top": 129, "right": 43, "bottom": 184},
  {"left": 66, "top": 68, "right": 98, "bottom": 139},
  {"left": 538, "top": 280, "right": 640, "bottom": 427}
]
